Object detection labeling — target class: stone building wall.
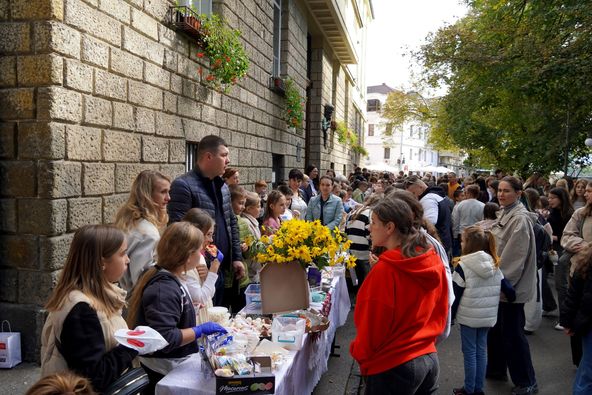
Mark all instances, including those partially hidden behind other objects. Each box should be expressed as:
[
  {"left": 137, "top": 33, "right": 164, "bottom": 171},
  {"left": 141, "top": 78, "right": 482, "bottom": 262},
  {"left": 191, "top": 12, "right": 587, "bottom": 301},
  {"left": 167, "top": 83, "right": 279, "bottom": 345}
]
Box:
[{"left": 0, "top": 0, "right": 364, "bottom": 362}]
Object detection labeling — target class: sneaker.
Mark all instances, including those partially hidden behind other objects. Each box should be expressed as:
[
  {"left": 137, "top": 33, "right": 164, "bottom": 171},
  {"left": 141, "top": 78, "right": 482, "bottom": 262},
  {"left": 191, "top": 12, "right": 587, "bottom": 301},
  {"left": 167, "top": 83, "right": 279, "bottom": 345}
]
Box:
[
  {"left": 453, "top": 388, "right": 469, "bottom": 395},
  {"left": 524, "top": 329, "right": 534, "bottom": 335},
  {"left": 542, "top": 309, "right": 558, "bottom": 317},
  {"left": 554, "top": 322, "right": 565, "bottom": 331},
  {"left": 511, "top": 383, "right": 539, "bottom": 395}
]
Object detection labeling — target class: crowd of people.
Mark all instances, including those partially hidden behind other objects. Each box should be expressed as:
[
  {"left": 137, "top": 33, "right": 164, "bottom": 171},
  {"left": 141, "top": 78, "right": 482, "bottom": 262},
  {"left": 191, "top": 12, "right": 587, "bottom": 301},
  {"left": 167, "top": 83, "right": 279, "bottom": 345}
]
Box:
[{"left": 30, "top": 134, "right": 592, "bottom": 395}]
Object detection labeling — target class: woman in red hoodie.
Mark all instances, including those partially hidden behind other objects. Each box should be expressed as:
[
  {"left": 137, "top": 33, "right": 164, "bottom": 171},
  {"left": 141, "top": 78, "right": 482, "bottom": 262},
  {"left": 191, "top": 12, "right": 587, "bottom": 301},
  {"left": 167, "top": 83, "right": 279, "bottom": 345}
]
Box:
[{"left": 350, "top": 195, "right": 449, "bottom": 395}]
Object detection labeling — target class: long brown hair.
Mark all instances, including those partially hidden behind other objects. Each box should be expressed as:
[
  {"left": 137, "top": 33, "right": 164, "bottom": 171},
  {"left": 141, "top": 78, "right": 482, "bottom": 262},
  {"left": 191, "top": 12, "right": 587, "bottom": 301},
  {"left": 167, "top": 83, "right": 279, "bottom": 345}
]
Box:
[
  {"left": 126, "top": 222, "right": 204, "bottom": 327},
  {"left": 584, "top": 181, "right": 592, "bottom": 218},
  {"left": 45, "top": 225, "right": 126, "bottom": 316},
  {"left": 571, "top": 179, "right": 587, "bottom": 203},
  {"left": 461, "top": 225, "right": 499, "bottom": 267},
  {"left": 114, "top": 170, "right": 170, "bottom": 231},
  {"left": 372, "top": 196, "right": 428, "bottom": 258},
  {"left": 183, "top": 208, "right": 215, "bottom": 233}
]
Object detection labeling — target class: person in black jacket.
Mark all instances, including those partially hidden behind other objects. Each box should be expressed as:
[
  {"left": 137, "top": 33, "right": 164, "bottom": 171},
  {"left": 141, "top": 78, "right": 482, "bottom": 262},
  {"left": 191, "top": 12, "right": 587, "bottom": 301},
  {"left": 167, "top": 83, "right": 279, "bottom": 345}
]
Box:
[
  {"left": 560, "top": 246, "right": 592, "bottom": 395},
  {"left": 167, "top": 135, "right": 244, "bottom": 306},
  {"left": 127, "top": 222, "right": 226, "bottom": 394}
]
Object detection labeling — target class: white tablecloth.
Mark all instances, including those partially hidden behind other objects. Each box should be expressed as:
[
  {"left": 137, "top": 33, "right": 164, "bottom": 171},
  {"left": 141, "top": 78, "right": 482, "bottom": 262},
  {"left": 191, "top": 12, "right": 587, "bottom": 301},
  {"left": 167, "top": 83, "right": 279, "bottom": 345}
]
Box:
[{"left": 156, "top": 274, "right": 351, "bottom": 395}]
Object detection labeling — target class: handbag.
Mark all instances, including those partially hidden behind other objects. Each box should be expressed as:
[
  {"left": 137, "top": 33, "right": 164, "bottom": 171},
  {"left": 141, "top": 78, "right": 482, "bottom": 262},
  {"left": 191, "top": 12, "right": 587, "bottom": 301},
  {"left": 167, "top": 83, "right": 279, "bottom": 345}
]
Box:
[
  {"left": 103, "top": 367, "right": 149, "bottom": 395},
  {"left": 0, "top": 320, "right": 21, "bottom": 368}
]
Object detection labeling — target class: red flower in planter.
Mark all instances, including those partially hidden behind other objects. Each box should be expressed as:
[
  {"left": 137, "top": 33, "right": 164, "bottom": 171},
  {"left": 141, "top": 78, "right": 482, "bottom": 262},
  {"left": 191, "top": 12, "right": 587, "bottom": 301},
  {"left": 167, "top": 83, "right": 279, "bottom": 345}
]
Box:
[{"left": 197, "top": 52, "right": 205, "bottom": 58}]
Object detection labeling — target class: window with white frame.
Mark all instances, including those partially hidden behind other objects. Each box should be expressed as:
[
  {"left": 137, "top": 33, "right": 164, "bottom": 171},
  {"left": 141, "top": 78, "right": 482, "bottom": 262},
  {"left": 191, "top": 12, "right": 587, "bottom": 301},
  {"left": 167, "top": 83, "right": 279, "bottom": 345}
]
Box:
[
  {"left": 368, "top": 124, "right": 374, "bottom": 136},
  {"left": 272, "top": 0, "right": 282, "bottom": 77},
  {"left": 384, "top": 147, "right": 391, "bottom": 159},
  {"left": 180, "top": 0, "right": 212, "bottom": 15}
]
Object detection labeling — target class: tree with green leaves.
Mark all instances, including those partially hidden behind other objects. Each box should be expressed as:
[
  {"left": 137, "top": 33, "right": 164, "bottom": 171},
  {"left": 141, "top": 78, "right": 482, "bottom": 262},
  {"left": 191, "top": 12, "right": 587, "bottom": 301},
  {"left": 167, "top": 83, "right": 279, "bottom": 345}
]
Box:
[{"left": 394, "top": 0, "right": 592, "bottom": 176}]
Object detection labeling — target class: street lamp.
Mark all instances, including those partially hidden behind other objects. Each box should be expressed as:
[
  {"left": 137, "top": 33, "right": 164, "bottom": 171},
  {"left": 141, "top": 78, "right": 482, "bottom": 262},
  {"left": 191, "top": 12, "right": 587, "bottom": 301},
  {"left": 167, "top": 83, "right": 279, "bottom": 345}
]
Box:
[{"left": 585, "top": 137, "right": 592, "bottom": 147}]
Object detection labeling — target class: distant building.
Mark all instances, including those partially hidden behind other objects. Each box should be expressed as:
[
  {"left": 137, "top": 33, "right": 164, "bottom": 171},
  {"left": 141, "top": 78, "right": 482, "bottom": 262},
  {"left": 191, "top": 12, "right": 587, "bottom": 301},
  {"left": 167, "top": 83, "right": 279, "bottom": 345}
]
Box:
[{"left": 365, "top": 83, "right": 440, "bottom": 174}]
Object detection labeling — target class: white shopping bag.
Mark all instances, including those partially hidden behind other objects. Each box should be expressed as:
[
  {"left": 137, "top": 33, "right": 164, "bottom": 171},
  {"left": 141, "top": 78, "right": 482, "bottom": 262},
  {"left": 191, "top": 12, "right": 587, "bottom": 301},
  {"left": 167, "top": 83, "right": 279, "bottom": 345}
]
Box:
[{"left": 0, "top": 321, "right": 21, "bottom": 368}]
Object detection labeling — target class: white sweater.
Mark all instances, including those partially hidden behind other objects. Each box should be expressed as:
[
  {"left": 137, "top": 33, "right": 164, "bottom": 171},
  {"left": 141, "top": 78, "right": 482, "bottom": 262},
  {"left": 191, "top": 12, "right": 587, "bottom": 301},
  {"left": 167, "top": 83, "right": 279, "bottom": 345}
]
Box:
[
  {"left": 120, "top": 219, "right": 160, "bottom": 293},
  {"left": 453, "top": 251, "right": 503, "bottom": 328}
]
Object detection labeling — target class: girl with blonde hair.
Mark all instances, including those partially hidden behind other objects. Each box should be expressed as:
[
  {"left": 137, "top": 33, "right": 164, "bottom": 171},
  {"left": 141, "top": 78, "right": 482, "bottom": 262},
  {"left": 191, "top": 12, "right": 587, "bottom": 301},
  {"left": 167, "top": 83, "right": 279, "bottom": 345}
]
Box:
[
  {"left": 115, "top": 170, "right": 171, "bottom": 292},
  {"left": 26, "top": 372, "right": 96, "bottom": 395},
  {"left": 126, "top": 222, "right": 226, "bottom": 392},
  {"left": 40, "top": 225, "right": 138, "bottom": 393}
]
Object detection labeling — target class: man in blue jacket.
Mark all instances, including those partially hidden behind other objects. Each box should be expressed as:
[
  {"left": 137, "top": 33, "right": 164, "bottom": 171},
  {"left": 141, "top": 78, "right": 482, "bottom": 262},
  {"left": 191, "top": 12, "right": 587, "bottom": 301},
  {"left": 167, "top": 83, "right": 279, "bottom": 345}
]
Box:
[{"left": 167, "top": 135, "right": 244, "bottom": 306}]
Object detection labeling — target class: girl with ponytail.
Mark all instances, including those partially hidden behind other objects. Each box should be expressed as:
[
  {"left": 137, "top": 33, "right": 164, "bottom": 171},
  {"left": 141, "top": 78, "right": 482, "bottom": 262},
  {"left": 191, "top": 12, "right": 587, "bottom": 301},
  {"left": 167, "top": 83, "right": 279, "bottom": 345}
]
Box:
[
  {"left": 350, "top": 196, "right": 449, "bottom": 394},
  {"left": 450, "top": 226, "right": 515, "bottom": 395}
]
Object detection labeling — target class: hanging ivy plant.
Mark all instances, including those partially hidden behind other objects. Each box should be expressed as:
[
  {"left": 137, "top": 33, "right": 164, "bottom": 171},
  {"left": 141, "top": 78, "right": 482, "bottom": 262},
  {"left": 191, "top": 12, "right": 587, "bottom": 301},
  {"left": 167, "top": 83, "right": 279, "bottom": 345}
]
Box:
[
  {"left": 335, "top": 119, "right": 366, "bottom": 156},
  {"left": 196, "top": 14, "right": 250, "bottom": 93},
  {"left": 284, "top": 78, "right": 305, "bottom": 132}
]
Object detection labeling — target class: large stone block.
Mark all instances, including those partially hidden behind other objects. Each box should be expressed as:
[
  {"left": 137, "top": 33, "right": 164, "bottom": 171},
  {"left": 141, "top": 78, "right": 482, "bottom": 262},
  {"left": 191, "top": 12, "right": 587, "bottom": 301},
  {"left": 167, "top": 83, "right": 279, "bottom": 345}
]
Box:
[
  {"left": 0, "top": 268, "right": 17, "bottom": 302},
  {"left": 142, "top": 135, "right": 169, "bottom": 162},
  {"left": 159, "top": 163, "right": 185, "bottom": 181},
  {"left": 0, "top": 198, "right": 16, "bottom": 233},
  {"left": 0, "top": 303, "right": 48, "bottom": 362},
  {"left": 0, "top": 56, "right": 16, "bottom": 87},
  {"left": 0, "top": 88, "right": 35, "bottom": 120},
  {"left": 0, "top": 0, "right": 8, "bottom": 20},
  {"left": 18, "top": 198, "right": 67, "bottom": 235},
  {"left": 128, "top": 80, "right": 162, "bottom": 110},
  {"left": 98, "top": 0, "right": 130, "bottom": 23},
  {"left": 135, "top": 106, "right": 155, "bottom": 134},
  {"left": 131, "top": 7, "right": 158, "bottom": 40},
  {"left": 110, "top": 47, "right": 142, "bottom": 80},
  {"left": 103, "top": 130, "right": 141, "bottom": 162},
  {"left": 122, "top": 26, "right": 163, "bottom": 65},
  {"left": 177, "top": 55, "right": 199, "bottom": 81},
  {"left": 34, "top": 21, "right": 81, "bottom": 59},
  {"left": 65, "top": 125, "right": 101, "bottom": 161},
  {"left": 18, "top": 54, "right": 64, "bottom": 86},
  {"left": 0, "top": 23, "right": 30, "bottom": 53},
  {"left": 83, "top": 95, "right": 112, "bottom": 127},
  {"left": 18, "top": 270, "right": 58, "bottom": 305},
  {"left": 64, "top": 59, "right": 93, "bottom": 93},
  {"left": 83, "top": 163, "right": 115, "bottom": 195},
  {"left": 163, "top": 48, "right": 177, "bottom": 72},
  {"left": 11, "top": 0, "right": 63, "bottom": 20},
  {"left": 0, "top": 123, "right": 15, "bottom": 159},
  {"left": 18, "top": 122, "right": 65, "bottom": 160},
  {"left": 38, "top": 86, "right": 82, "bottom": 123},
  {"left": 178, "top": 96, "right": 201, "bottom": 119},
  {"left": 115, "top": 163, "right": 157, "bottom": 193},
  {"left": 144, "top": 61, "right": 170, "bottom": 90},
  {"left": 39, "top": 233, "right": 74, "bottom": 271},
  {"left": 155, "top": 112, "right": 183, "bottom": 137},
  {"left": 112, "top": 102, "right": 135, "bottom": 130},
  {"left": 81, "top": 35, "right": 109, "bottom": 69},
  {"left": 94, "top": 69, "right": 127, "bottom": 101},
  {"left": 143, "top": 0, "right": 168, "bottom": 21},
  {"left": 0, "top": 160, "right": 35, "bottom": 197},
  {"left": 170, "top": 73, "right": 182, "bottom": 94},
  {"left": 67, "top": 197, "right": 102, "bottom": 231},
  {"left": 103, "top": 193, "right": 127, "bottom": 223},
  {"left": 38, "top": 160, "right": 82, "bottom": 198},
  {"left": 163, "top": 92, "right": 177, "bottom": 114},
  {"left": 65, "top": 0, "right": 121, "bottom": 46},
  {"left": 0, "top": 234, "right": 39, "bottom": 269},
  {"left": 169, "top": 138, "right": 185, "bottom": 163}
]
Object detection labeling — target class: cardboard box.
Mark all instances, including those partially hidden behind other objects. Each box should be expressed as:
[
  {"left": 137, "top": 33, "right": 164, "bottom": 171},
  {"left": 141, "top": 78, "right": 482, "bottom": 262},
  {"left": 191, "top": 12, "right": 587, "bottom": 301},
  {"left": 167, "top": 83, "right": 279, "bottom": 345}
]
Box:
[
  {"left": 213, "top": 356, "right": 275, "bottom": 395},
  {"left": 259, "top": 262, "right": 310, "bottom": 314}
]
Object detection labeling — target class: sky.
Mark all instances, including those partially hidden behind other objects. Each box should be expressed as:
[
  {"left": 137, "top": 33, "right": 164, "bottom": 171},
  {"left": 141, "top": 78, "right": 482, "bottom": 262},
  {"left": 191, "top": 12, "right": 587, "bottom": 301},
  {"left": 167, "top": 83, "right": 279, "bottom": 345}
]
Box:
[{"left": 365, "top": 0, "right": 468, "bottom": 93}]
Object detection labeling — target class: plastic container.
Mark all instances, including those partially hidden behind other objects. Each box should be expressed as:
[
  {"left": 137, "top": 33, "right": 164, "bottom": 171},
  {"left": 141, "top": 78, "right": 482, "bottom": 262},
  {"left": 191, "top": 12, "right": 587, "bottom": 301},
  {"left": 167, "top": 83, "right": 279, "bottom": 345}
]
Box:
[
  {"left": 271, "top": 317, "right": 306, "bottom": 350},
  {"left": 245, "top": 283, "right": 262, "bottom": 305}
]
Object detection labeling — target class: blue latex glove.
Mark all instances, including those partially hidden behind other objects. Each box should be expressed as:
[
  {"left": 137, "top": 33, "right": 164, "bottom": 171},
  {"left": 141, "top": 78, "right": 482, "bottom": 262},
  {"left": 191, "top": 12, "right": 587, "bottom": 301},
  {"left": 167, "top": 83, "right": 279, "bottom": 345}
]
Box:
[
  {"left": 192, "top": 322, "right": 227, "bottom": 339},
  {"left": 216, "top": 250, "right": 224, "bottom": 263}
]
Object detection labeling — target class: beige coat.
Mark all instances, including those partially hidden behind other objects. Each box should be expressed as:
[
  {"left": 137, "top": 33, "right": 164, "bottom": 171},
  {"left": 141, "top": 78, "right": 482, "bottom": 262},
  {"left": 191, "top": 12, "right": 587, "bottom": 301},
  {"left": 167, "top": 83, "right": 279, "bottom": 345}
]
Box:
[
  {"left": 560, "top": 207, "right": 592, "bottom": 271},
  {"left": 491, "top": 203, "right": 537, "bottom": 303},
  {"left": 40, "top": 286, "right": 128, "bottom": 377}
]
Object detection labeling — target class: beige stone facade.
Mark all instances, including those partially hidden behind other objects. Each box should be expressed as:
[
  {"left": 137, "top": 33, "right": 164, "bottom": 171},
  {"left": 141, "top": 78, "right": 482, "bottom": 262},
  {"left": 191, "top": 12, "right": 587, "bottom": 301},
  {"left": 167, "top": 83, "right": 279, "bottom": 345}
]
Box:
[{"left": 0, "top": 0, "right": 372, "bottom": 361}]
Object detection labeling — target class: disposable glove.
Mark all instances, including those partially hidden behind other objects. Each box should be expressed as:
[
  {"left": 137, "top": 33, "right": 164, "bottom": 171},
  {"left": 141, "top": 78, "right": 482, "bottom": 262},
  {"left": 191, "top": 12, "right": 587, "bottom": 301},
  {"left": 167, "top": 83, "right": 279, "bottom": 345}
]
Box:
[{"left": 192, "top": 322, "right": 227, "bottom": 339}]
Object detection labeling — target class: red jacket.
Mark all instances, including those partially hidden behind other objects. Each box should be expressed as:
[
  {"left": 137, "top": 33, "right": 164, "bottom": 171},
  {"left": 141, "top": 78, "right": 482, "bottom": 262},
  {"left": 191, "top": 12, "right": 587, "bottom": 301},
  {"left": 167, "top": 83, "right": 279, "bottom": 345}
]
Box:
[{"left": 350, "top": 248, "right": 448, "bottom": 375}]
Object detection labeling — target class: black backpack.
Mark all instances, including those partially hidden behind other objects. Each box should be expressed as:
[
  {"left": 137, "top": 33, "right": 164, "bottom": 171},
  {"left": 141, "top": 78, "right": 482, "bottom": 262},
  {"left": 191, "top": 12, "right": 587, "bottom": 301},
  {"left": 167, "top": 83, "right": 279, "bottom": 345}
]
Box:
[{"left": 533, "top": 218, "right": 551, "bottom": 270}]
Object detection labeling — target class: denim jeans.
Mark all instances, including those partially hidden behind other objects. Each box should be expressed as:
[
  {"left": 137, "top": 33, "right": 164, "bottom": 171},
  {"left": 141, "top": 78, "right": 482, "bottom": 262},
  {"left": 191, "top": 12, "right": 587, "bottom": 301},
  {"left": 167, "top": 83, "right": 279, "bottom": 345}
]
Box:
[
  {"left": 460, "top": 325, "right": 489, "bottom": 393},
  {"left": 365, "top": 353, "right": 439, "bottom": 395},
  {"left": 574, "top": 331, "right": 592, "bottom": 395}
]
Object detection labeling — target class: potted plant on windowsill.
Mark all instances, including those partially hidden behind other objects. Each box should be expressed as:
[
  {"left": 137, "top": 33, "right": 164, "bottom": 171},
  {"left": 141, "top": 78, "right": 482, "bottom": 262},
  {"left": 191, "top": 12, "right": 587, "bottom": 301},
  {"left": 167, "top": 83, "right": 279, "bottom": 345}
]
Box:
[
  {"left": 284, "top": 78, "right": 305, "bottom": 133},
  {"left": 196, "top": 14, "right": 250, "bottom": 93}
]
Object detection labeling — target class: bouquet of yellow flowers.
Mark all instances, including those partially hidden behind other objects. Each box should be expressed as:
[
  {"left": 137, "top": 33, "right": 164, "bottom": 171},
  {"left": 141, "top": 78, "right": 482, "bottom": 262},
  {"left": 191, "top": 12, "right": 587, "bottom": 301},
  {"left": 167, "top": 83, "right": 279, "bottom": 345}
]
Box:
[{"left": 252, "top": 219, "right": 356, "bottom": 270}]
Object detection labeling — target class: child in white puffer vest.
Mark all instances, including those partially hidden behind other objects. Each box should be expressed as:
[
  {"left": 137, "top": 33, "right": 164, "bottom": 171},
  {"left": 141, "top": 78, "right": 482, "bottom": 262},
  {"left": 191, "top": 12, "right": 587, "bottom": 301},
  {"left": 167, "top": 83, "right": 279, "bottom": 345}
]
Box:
[{"left": 451, "top": 225, "right": 515, "bottom": 395}]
